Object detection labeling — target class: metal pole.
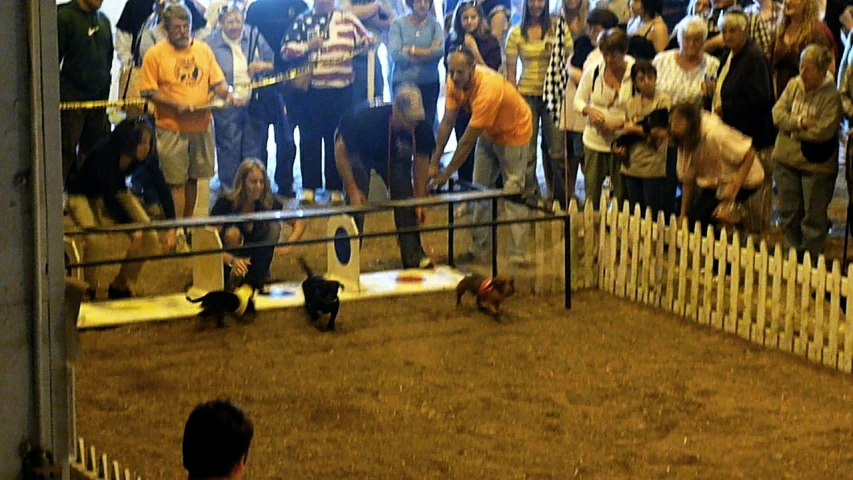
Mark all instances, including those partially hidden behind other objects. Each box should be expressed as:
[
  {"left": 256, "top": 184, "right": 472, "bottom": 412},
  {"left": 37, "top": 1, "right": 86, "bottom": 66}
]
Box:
[
  {"left": 564, "top": 212, "right": 571, "bottom": 309},
  {"left": 491, "top": 197, "right": 498, "bottom": 277},
  {"left": 447, "top": 201, "right": 455, "bottom": 267}
]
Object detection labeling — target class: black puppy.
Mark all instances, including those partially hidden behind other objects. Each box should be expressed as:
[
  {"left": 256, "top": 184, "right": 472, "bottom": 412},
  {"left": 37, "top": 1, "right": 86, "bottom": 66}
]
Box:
[
  {"left": 186, "top": 284, "right": 256, "bottom": 328},
  {"left": 298, "top": 257, "right": 344, "bottom": 331}
]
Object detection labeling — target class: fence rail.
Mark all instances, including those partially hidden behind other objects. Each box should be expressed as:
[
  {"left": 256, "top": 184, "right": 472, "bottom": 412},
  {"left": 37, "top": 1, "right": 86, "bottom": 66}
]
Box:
[{"left": 577, "top": 195, "right": 853, "bottom": 374}]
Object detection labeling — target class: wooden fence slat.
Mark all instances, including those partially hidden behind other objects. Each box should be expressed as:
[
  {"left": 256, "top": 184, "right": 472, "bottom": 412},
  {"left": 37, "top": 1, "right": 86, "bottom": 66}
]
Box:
[
  {"left": 674, "top": 219, "right": 690, "bottom": 317},
  {"left": 796, "top": 253, "right": 812, "bottom": 357},
  {"left": 701, "top": 225, "right": 714, "bottom": 325},
  {"left": 597, "top": 197, "right": 608, "bottom": 290},
  {"left": 713, "top": 229, "right": 728, "bottom": 330},
  {"left": 616, "top": 201, "right": 630, "bottom": 297},
  {"left": 753, "top": 240, "right": 768, "bottom": 345},
  {"left": 664, "top": 218, "right": 678, "bottom": 313},
  {"left": 652, "top": 211, "right": 666, "bottom": 307},
  {"left": 825, "top": 260, "right": 841, "bottom": 368},
  {"left": 811, "top": 256, "right": 827, "bottom": 363},
  {"left": 638, "top": 209, "right": 653, "bottom": 304},
  {"left": 843, "top": 268, "right": 853, "bottom": 373},
  {"left": 687, "top": 222, "right": 701, "bottom": 321},
  {"left": 782, "top": 248, "right": 797, "bottom": 353},
  {"left": 726, "top": 231, "right": 740, "bottom": 334},
  {"left": 769, "top": 244, "right": 783, "bottom": 349},
  {"left": 101, "top": 453, "right": 110, "bottom": 480},
  {"left": 607, "top": 199, "right": 620, "bottom": 294},
  {"left": 551, "top": 218, "right": 563, "bottom": 294},
  {"left": 739, "top": 237, "right": 754, "bottom": 340},
  {"left": 584, "top": 200, "right": 596, "bottom": 289},
  {"left": 113, "top": 460, "right": 121, "bottom": 480},
  {"left": 627, "top": 204, "right": 642, "bottom": 301},
  {"left": 77, "top": 438, "right": 85, "bottom": 465},
  {"left": 569, "top": 201, "right": 582, "bottom": 288}
]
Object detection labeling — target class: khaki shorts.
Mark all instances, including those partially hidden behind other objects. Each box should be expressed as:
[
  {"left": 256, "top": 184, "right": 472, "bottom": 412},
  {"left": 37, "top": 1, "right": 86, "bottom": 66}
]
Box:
[{"left": 156, "top": 125, "right": 215, "bottom": 185}]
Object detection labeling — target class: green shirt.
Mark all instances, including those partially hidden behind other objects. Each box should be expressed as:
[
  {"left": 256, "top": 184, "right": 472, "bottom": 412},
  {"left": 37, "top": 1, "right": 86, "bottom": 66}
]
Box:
[{"left": 58, "top": 1, "right": 113, "bottom": 101}]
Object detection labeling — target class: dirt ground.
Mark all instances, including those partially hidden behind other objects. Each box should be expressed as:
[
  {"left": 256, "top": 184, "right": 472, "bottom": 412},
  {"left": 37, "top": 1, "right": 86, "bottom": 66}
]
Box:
[
  {"left": 76, "top": 288, "right": 853, "bottom": 480},
  {"left": 72, "top": 181, "right": 853, "bottom": 479}
]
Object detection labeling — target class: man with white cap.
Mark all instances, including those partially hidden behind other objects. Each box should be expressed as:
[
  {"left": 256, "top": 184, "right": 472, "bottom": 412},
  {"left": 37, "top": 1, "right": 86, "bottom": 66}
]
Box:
[{"left": 335, "top": 83, "right": 435, "bottom": 269}]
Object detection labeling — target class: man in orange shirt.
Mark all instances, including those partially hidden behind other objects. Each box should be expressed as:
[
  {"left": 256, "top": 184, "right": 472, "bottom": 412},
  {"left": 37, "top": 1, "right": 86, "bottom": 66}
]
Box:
[
  {"left": 140, "top": 4, "right": 239, "bottom": 222},
  {"left": 430, "top": 48, "right": 534, "bottom": 265}
]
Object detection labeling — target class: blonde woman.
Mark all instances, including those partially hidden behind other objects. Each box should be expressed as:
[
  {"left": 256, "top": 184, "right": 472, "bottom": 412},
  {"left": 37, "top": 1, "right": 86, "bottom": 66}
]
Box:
[
  {"left": 506, "top": 0, "right": 567, "bottom": 204},
  {"left": 772, "top": 0, "right": 835, "bottom": 95},
  {"left": 211, "top": 159, "right": 306, "bottom": 289}
]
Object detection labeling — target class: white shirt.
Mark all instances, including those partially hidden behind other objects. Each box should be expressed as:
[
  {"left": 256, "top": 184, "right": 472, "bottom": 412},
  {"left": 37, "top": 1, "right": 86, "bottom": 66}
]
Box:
[{"left": 573, "top": 57, "right": 635, "bottom": 152}]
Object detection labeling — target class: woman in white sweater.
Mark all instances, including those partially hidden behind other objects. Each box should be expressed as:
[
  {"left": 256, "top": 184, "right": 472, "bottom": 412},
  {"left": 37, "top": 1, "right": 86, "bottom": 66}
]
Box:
[{"left": 573, "top": 27, "right": 634, "bottom": 209}]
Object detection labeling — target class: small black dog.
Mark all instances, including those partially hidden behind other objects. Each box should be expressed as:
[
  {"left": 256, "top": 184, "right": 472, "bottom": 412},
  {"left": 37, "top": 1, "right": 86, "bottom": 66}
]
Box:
[
  {"left": 186, "top": 284, "right": 256, "bottom": 328},
  {"left": 298, "top": 257, "right": 343, "bottom": 331}
]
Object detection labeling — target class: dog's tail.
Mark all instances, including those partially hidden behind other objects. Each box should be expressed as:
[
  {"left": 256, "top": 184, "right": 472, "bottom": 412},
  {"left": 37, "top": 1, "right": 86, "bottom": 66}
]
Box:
[
  {"left": 185, "top": 294, "right": 205, "bottom": 303},
  {"left": 297, "top": 256, "right": 314, "bottom": 278}
]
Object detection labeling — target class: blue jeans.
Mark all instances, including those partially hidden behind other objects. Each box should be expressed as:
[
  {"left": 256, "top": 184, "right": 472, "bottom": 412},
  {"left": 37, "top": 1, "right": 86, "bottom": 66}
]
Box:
[
  {"left": 213, "top": 105, "right": 260, "bottom": 189},
  {"left": 523, "top": 95, "right": 565, "bottom": 200}
]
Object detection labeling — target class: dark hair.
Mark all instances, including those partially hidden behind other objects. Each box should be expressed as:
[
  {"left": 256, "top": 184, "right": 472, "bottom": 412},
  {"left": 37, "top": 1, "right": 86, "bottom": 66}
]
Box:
[
  {"left": 521, "top": 0, "right": 552, "bottom": 40},
  {"left": 586, "top": 7, "right": 619, "bottom": 28},
  {"left": 598, "top": 27, "right": 629, "bottom": 54},
  {"left": 452, "top": 1, "right": 490, "bottom": 40},
  {"left": 630, "top": 59, "right": 657, "bottom": 94},
  {"left": 111, "top": 117, "right": 154, "bottom": 159},
  {"left": 670, "top": 101, "right": 703, "bottom": 151},
  {"left": 446, "top": 45, "right": 478, "bottom": 66},
  {"left": 638, "top": 0, "right": 663, "bottom": 18},
  {"left": 405, "top": 0, "right": 432, "bottom": 9},
  {"left": 183, "top": 400, "right": 254, "bottom": 478}
]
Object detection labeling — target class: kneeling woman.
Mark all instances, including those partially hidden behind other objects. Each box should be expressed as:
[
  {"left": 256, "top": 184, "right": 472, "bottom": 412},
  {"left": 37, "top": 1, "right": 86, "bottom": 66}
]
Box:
[
  {"left": 66, "top": 118, "right": 177, "bottom": 300},
  {"left": 211, "top": 159, "right": 306, "bottom": 289}
]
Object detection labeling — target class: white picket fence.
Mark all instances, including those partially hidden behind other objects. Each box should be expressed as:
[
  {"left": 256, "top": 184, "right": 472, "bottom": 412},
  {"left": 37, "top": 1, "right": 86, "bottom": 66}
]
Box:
[
  {"left": 533, "top": 195, "right": 853, "bottom": 374},
  {"left": 71, "top": 437, "right": 143, "bottom": 480}
]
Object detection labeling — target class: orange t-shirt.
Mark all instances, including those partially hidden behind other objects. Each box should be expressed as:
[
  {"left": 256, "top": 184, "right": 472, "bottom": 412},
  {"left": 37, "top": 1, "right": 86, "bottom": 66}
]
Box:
[
  {"left": 445, "top": 66, "right": 532, "bottom": 147},
  {"left": 140, "top": 40, "right": 226, "bottom": 133}
]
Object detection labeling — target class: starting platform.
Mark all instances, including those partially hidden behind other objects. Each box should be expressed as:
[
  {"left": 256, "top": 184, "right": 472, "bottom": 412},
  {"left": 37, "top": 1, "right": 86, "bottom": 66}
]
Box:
[{"left": 77, "top": 266, "right": 465, "bottom": 330}]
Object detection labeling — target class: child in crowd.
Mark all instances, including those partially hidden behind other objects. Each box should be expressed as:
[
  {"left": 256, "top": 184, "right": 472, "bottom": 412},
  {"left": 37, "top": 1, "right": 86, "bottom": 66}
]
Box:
[{"left": 611, "top": 60, "right": 670, "bottom": 215}]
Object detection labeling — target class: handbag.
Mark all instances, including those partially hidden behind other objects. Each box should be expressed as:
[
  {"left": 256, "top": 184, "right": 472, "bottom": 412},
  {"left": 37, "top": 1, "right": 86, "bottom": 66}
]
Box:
[{"left": 800, "top": 136, "right": 837, "bottom": 163}]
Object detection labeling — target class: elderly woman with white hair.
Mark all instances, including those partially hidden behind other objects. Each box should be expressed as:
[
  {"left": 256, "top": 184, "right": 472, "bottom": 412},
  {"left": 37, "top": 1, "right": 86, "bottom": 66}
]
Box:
[
  {"left": 772, "top": 44, "right": 841, "bottom": 260},
  {"left": 711, "top": 10, "right": 776, "bottom": 234},
  {"left": 653, "top": 15, "right": 719, "bottom": 217}
]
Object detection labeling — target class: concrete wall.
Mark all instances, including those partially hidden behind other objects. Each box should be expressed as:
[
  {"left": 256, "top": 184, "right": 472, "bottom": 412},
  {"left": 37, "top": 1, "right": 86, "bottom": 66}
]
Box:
[{"left": 1, "top": 0, "right": 69, "bottom": 478}]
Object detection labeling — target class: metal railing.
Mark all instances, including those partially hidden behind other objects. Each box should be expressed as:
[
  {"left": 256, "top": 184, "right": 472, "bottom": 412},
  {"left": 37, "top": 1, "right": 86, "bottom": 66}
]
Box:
[{"left": 65, "top": 184, "right": 572, "bottom": 308}]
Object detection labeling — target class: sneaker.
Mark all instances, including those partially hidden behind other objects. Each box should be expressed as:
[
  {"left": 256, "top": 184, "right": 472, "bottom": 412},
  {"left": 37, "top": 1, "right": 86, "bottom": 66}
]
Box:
[
  {"left": 458, "top": 251, "right": 488, "bottom": 264},
  {"left": 300, "top": 189, "right": 316, "bottom": 205},
  {"left": 418, "top": 257, "right": 435, "bottom": 269},
  {"left": 329, "top": 191, "right": 345, "bottom": 205},
  {"left": 108, "top": 285, "right": 133, "bottom": 300}
]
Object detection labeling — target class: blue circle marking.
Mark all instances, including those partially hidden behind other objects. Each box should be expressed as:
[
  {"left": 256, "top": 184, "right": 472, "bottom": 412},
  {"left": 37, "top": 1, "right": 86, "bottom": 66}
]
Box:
[{"left": 334, "top": 227, "right": 352, "bottom": 265}]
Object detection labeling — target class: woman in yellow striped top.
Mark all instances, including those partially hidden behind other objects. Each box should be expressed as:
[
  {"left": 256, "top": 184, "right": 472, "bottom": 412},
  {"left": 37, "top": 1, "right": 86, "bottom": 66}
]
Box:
[{"left": 506, "top": 0, "right": 567, "bottom": 204}]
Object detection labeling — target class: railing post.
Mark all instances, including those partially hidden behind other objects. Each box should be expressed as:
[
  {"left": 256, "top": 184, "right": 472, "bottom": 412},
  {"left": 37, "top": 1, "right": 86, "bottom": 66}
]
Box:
[
  {"left": 447, "top": 201, "right": 455, "bottom": 267},
  {"left": 491, "top": 197, "right": 499, "bottom": 277},
  {"left": 565, "top": 212, "right": 571, "bottom": 309}
]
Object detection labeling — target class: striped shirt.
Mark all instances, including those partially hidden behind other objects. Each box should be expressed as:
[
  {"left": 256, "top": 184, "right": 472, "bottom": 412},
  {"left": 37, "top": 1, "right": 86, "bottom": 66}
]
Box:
[
  {"left": 282, "top": 9, "right": 371, "bottom": 88},
  {"left": 505, "top": 26, "right": 553, "bottom": 96}
]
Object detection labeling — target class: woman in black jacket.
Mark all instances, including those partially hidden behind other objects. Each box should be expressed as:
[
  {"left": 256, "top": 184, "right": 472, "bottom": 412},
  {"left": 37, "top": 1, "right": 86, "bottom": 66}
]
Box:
[{"left": 711, "top": 10, "right": 777, "bottom": 234}]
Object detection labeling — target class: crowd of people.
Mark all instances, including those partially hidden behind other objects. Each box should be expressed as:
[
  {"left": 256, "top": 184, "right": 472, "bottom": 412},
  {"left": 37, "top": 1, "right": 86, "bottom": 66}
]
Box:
[{"left": 59, "top": 0, "right": 853, "bottom": 299}]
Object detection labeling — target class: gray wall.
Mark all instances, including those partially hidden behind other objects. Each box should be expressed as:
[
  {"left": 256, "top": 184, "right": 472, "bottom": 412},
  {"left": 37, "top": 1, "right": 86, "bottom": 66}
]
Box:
[{"left": 1, "top": 0, "right": 69, "bottom": 478}]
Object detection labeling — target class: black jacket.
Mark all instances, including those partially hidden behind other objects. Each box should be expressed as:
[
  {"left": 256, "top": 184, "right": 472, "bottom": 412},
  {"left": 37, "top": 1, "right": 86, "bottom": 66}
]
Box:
[
  {"left": 58, "top": 1, "right": 113, "bottom": 100},
  {"left": 717, "top": 39, "right": 777, "bottom": 150},
  {"left": 66, "top": 127, "right": 175, "bottom": 223}
]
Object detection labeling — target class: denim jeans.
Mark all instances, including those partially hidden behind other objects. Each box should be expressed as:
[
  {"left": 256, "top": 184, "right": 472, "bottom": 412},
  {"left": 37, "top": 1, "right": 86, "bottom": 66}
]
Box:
[
  {"left": 470, "top": 137, "right": 532, "bottom": 260},
  {"left": 523, "top": 95, "right": 565, "bottom": 200}
]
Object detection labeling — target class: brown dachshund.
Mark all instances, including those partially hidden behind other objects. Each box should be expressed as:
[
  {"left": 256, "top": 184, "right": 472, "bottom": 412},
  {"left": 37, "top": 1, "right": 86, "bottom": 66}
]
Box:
[{"left": 456, "top": 273, "right": 515, "bottom": 316}]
